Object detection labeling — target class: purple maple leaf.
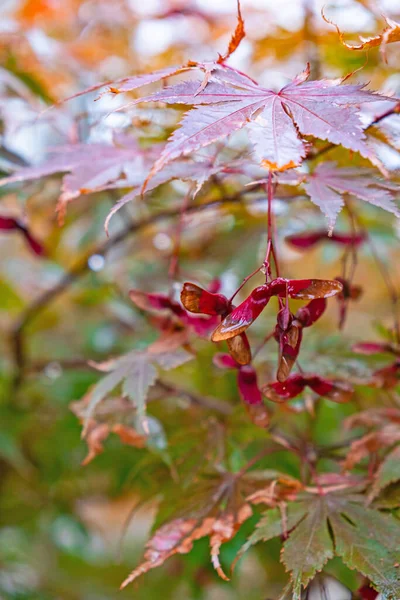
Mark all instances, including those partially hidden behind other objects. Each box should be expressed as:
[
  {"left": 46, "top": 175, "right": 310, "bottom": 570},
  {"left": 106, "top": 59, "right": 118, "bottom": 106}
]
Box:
[
  {"left": 0, "top": 137, "right": 146, "bottom": 210},
  {"left": 302, "top": 161, "right": 400, "bottom": 227},
  {"left": 116, "top": 64, "right": 394, "bottom": 189}
]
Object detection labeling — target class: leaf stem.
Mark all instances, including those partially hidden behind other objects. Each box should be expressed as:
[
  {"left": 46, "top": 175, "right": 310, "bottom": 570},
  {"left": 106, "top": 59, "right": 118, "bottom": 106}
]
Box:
[
  {"left": 265, "top": 172, "right": 280, "bottom": 278},
  {"left": 228, "top": 265, "right": 261, "bottom": 303},
  {"left": 10, "top": 189, "right": 264, "bottom": 390}
]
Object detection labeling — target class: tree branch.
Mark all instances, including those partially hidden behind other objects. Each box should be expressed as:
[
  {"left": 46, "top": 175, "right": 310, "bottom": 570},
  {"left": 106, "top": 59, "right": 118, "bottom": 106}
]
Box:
[
  {"left": 10, "top": 187, "right": 262, "bottom": 387},
  {"left": 10, "top": 103, "right": 399, "bottom": 387},
  {"left": 25, "top": 358, "right": 233, "bottom": 415}
]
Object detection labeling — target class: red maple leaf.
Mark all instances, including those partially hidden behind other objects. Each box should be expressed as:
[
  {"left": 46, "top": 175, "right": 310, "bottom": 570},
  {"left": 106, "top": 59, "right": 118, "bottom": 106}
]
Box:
[{"left": 286, "top": 229, "right": 366, "bottom": 250}]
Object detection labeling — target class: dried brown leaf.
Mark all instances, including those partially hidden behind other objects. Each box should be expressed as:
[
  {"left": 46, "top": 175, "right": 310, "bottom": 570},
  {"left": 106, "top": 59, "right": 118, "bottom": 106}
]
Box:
[{"left": 324, "top": 11, "right": 400, "bottom": 62}]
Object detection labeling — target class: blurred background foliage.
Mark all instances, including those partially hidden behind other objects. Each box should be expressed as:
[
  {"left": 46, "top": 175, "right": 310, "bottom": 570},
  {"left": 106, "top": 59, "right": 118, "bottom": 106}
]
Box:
[{"left": 0, "top": 0, "right": 400, "bottom": 598}]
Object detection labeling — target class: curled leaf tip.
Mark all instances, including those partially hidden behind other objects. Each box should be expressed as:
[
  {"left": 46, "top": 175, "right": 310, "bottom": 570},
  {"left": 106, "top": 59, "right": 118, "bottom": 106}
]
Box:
[{"left": 217, "top": 0, "right": 245, "bottom": 64}]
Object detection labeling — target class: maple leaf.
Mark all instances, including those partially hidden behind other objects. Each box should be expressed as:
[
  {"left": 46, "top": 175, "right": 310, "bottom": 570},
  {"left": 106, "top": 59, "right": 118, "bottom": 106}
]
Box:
[
  {"left": 0, "top": 138, "right": 225, "bottom": 232},
  {"left": 369, "top": 446, "right": 400, "bottom": 502},
  {"left": 71, "top": 395, "right": 148, "bottom": 464},
  {"left": 81, "top": 338, "right": 193, "bottom": 432},
  {"left": 298, "top": 162, "right": 400, "bottom": 229},
  {"left": 103, "top": 154, "right": 224, "bottom": 234},
  {"left": 62, "top": 0, "right": 249, "bottom": 109},
  {"left": 121, "top": 466, "right": 303, "bottom": 588},
  {"left": 324, "top": 11, "right": 400, "bottom": 62},
  {"left": 123, "top": 64, "right": 394, "bottom": 189},
  {"left": 343, "top": 408, "right": 400, "bottom": 477},
  {"left": 81, "top": 422, "right": 146, "bottom": 465},
  {"left": 0, "top": 215, "right": 45, "bottom": 256},
  {"left": 282, "top": 496, "right": 334, "bottom": 597},
  {"left": 344, "top": 407, "right": 400, "bottom": 429},
  {"left": 216, "top": 0, "right": 245, "bottom": 64},
  {"left": 285, "top": 229, "right": 366, "bottom": 250},
  {"left": 237, "top": 491, "right": 400, "bottom": 599},
  {"left": 0, "top": 137, "right": 148, "bottom": 215},
  {"left": 327, "top": 497, "right": 400, "bottom": 600},
  {"left": 342, "top": 425, "right": 400, "bottom": 471},
  {"left": 120, "top": 471, "right": 254, "bottom": 587}
]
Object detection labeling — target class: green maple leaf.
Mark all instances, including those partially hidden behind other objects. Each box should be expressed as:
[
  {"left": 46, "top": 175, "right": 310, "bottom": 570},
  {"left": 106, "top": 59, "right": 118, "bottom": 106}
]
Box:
[
  {"left": 238, "top": 491, "right": 400, "bottom": 599},
  {"left": 282, "top": 497, "right": 334, "bottom": 599},
  {"left": 369, "top": 446, "right": 400, "bottom": 502},
  {"left": 82, "top": 347, "right": 193, "bottom": 429}
]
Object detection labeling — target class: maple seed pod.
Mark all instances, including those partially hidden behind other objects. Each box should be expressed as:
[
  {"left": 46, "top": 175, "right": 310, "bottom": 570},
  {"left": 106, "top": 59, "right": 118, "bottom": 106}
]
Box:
[
  {"left": 180, "top": 282, "right": 206, "bottom": 312},
  {"left": 226, "top": 334, "right": 252, "bottom": 365},
  {"left": 262, "top": 375, "right": 306, "bottom": 403},
  {"left": 276, "top": 327, "right": 302, "bottom": 383},
  {"left": 305, "top": 574, "right": 351, "bottom": 600},
  {"left": 181, "top": 282, "right": 230, "bottom": 316},
  {"left": 212, "top": 279, "right": 343, "bottom": 343},
  {"left": 288, "top": 278, "right": 343, "bottom": 300}
]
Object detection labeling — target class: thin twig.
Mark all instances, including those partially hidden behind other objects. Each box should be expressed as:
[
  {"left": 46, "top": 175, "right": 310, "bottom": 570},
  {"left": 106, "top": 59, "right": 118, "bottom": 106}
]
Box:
[
  {"left": 156, "top": 380, "right": 232, "bottom": 415},
  {"left": 168, "top": 185, "right": 193, "bottom": 283},
  {"left": 10, "top": 188, "right": 262, "bottom": 388},
  {"left": 26, "top": 356, "right": 232, "bottom": 415}
]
